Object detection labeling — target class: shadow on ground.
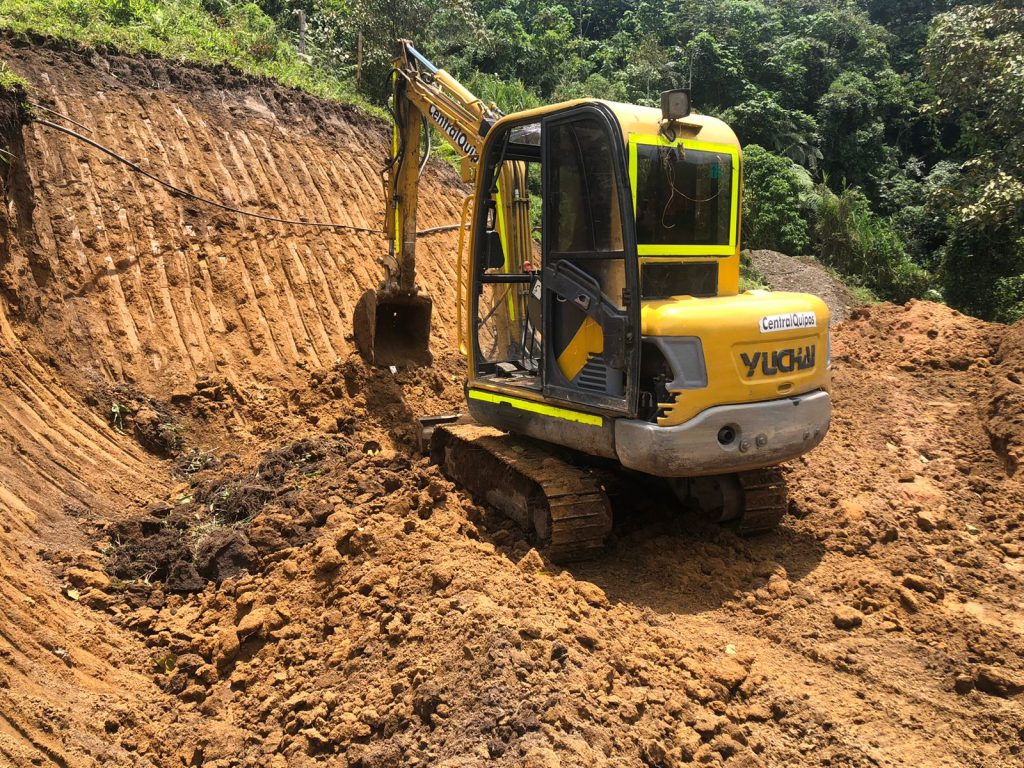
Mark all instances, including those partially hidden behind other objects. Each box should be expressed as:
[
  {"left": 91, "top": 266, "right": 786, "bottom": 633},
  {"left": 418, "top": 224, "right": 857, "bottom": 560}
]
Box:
[{"left": 477, "top": 467, "right": 827, "bottom": 617}]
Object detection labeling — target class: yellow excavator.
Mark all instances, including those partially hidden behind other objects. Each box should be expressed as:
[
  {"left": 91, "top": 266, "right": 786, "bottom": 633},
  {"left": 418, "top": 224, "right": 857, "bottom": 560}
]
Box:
[{"left": 354, "top": 41, "right": 832, "bottom": 560}]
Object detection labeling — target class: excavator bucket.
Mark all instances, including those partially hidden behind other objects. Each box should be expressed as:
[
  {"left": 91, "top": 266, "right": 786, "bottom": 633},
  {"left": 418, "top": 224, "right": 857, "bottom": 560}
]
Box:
[{"left": 354, "top": 288, "right": 433, "bottom": 367}]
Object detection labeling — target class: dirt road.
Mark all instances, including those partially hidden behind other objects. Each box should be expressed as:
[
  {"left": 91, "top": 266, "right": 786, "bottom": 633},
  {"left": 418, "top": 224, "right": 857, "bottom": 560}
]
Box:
[{"left": 0, "top": 41, "right": 1021, "bottom": 768}]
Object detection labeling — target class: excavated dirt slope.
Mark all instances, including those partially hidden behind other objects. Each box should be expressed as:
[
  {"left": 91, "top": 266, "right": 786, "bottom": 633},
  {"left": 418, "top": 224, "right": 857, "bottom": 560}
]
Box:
[{"left": 1, "top": 41, "right": 1023, "bottom": 768}]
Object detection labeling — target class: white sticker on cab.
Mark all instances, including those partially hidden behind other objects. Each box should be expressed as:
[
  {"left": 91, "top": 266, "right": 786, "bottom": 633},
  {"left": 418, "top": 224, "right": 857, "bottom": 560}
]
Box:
[{"left": 759, "top": 312, "right": 817, "bottom": 334}]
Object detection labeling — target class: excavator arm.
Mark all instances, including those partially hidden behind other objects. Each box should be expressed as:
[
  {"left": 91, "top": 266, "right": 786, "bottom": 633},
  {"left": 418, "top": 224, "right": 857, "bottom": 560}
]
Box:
[
  {"left": 381, "top": 41, "right": 495, "bottom": 296},
  {"left": 355, "top": 40, "right": 531, "bottom": 367}
]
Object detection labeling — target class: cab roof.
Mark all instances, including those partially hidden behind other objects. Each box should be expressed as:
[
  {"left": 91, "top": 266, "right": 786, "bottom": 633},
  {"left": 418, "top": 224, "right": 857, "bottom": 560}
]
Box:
[{"left": 496, "top": 98, "right": 741, "bottom": 151}]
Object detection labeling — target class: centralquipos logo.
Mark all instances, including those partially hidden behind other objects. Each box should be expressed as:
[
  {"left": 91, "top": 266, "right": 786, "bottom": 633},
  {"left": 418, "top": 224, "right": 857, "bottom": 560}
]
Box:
[
  {"left": 428, "top": 105, "right": 479, "bottom": 162},
  {"left": 759, "top": 312, "right": 817, "bottom": 334}
]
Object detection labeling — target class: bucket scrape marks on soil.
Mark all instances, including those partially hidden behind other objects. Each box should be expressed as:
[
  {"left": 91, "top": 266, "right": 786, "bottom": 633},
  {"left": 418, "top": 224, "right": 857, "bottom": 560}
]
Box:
[{"left": 0, "top": 41, "right": 467, "bottom": 397}]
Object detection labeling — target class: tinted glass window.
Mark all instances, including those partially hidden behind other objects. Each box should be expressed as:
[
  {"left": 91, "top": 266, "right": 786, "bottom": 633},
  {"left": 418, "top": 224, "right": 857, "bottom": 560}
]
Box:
[
  {"left": 548, "top": 119, "right": 623, "bottom": 253},
  {"left": 635, "top": 145, "right": 732, "bottom": 246},
  {"left": 641, "top": 262, "right": 718, "bottom": 298}
]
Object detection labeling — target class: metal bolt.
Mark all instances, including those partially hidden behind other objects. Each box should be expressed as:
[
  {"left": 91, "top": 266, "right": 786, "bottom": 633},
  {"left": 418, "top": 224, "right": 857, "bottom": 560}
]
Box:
[
  {"left": 756, "top": 434, "right": 767, "bottom": 447},
  {"left": 739, "top": 439, "right": 750, "bottom": 453}
]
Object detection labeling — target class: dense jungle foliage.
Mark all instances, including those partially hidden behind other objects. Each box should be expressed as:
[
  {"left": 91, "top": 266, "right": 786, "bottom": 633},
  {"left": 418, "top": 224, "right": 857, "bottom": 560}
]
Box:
[{"left": 1, "top": 0, "right": 1021, "bottom": 320}]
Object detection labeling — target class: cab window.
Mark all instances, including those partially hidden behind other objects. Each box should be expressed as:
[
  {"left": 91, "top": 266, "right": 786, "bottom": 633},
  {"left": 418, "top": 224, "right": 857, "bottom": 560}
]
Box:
[
  {"left": 634, "top": 145, "right": 732, "bottom": 246},
  {"left": 548, "top": 118, "right": 624, "bottom": 254}
]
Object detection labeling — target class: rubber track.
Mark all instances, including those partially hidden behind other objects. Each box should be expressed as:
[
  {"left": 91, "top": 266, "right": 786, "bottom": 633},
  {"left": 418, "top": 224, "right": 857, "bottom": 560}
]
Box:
[
  {"left": 431, "top": 424, "right": 613, "bottom": 562},
  {"left": 735, "top": 467, "right": 789, "bottom": 534}
]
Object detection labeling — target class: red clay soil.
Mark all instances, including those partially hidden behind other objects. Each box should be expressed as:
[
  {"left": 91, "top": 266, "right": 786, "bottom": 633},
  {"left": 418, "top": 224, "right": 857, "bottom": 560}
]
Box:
[{"left": 1, "top": 41, "right": 1023, "bottom": 768}]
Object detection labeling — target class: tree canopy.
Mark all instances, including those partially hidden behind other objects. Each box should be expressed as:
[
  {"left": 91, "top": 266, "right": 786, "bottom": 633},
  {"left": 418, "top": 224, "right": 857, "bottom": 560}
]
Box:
[{"left": 282, "top": 0, "right": 1018, "bottom": 319}]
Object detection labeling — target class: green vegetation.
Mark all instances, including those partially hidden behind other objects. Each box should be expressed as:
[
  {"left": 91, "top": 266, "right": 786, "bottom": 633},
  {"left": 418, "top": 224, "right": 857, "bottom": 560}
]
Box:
[
  {"left": 814, "top": 186, "right": 932, "bottom": 304},
  {"left": 1, "top": 0, "right": 1021, "bottom": 320},
  {"left": 738, "top": 251, "right": 767, "bottom": 293},
  {"left": 0, "top": 0, "right": 375, "bottom": 110},
  {"left": 0, "top": 59, "right": 27, "bottom": 91},
  {"left": 0, "top": 58, "right": 30, "bottom": 138},
  {"left": 923, "top": 3, "right": 1024, "bottom": 322},
  {"left": 153, "top": 650, "right": 176, "bottom": 674},
  {"left": 741, "top": 145, "right": 809, "bottom": 257}
]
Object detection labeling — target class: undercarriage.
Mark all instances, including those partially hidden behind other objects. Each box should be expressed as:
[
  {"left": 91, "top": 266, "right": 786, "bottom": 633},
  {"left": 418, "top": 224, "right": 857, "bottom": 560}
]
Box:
[{"left": 430, "top": 422, "right": 789, "bottom": 562}]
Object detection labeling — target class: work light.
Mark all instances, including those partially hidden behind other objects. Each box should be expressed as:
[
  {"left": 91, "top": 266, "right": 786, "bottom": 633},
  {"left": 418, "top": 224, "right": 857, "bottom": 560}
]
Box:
[{"left": 661, "top": 89, "right": 691, "bottom": 120}]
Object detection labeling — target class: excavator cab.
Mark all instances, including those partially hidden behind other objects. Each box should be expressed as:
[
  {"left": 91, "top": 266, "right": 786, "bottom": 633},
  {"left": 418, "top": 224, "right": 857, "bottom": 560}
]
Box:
[
  {"left": 470, "top": 106, "right": 641, "bottom": 450},
  {"left": 465, "top": 96, "right": 831, "bottom": 482}
]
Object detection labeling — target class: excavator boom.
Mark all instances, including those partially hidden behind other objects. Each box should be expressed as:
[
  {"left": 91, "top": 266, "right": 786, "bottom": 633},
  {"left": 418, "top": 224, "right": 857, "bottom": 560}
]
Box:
[{"left": 354, "top": 41, "right": 497, "bottom": 367}]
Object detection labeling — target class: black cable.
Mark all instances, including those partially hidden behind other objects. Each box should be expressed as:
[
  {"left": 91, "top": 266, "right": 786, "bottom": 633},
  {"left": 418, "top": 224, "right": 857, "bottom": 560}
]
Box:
[
  {"left": 28, "top": 101, "right": 93, "bottom": 134},
  {"left": 417, "top": 223, "right": 465, "bottom": 235},
  {"left": 390, "top": 70, "right": 406, "bottom": 173},
  {"left": 35, "top": 118, "right": 465, "bottom": 236},
  {"left": 489, "top": 132, "right": 511, "bottom": 195},
  {"left": 37, "top": 118, "right": 377, "bottom": 232}
]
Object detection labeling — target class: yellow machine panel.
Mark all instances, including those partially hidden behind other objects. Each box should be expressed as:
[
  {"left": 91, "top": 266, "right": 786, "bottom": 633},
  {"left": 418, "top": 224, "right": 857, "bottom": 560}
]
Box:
[{"left": 642, "top": 292, "right": 830, "bottom": 425}]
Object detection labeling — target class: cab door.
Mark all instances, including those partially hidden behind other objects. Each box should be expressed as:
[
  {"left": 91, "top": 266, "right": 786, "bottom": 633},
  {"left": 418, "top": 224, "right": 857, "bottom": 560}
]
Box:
[{"left": 541, "top": 106, "right": 640, "bottom": 416}]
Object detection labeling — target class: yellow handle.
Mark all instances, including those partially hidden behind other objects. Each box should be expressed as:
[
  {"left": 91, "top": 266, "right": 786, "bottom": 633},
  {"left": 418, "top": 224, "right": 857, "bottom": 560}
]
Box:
[{"left": 455, "top": 193, "right": 473, "bottom": 356}]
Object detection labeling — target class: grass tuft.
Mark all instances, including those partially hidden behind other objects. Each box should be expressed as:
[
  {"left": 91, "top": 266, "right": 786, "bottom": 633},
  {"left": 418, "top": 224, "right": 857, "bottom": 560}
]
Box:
[
  {"left": 739, "top": 251, "right": 769, "bottom": 292},
  {"left": 0, "top": 59, "right": 27, "bottom": 91}
]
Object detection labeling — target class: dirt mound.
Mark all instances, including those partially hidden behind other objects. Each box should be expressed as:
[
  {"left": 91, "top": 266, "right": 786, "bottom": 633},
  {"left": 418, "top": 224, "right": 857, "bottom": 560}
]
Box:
[
  {"left": 105, "top": 437, "right": 342, "bottom": 593},
  {"left": 746, "top": 249, "right": 861, "bottom": 321},
  {"left": 56, "top": 299, "right": 1023, "bottom": 768},
  {"left": 2, "top": 41, "right": 1024, "bottom": 768},
  {"left": 985, "top": 319, "right": 1024, "bottom": 475},
  {"left": 104, "top": 450, "right": 781, "bottom": 768}
]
